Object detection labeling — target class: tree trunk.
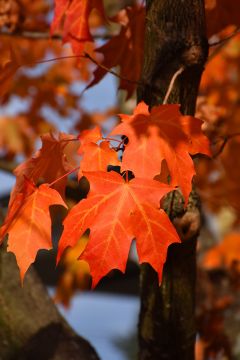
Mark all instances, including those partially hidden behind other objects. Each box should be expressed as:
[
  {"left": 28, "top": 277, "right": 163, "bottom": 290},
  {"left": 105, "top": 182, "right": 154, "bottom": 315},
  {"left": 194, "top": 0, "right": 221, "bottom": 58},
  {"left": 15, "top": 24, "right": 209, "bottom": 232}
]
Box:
[
  {"left": 137, "top": 1, "right": 208, "bottom": 359},
  {"left": 0, "top": 247, "right": 100, "bottom": 360}
]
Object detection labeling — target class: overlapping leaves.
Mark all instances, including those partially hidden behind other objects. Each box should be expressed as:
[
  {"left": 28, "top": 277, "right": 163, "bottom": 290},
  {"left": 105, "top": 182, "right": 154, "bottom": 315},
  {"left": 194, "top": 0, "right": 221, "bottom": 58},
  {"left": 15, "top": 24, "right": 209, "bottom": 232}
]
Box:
[
  {"left": 111, "top": 102, "right": 210, "bottom": 203},
  {"left": 58, "top": 171, "right": 180, "bottom": 287}
]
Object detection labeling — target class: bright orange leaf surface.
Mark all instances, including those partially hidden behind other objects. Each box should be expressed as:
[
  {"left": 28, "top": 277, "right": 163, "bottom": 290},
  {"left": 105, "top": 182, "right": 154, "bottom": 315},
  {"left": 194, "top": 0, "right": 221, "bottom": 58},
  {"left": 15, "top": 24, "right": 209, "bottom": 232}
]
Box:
[
  {"left": 78, "top": 141, "right": 120, "bottom": 178},
  {"left": 111, "top": 102, "right": 210, "bottom": 203},
  {"left": 202, "top": 232, "right": 240, "bottom": 271},
  {"left": 58, "top": 171, "right": 180, "bottom": 287},
  {"left": 51, "top": 0, "right": 105, "bottom": 54},
  {"left": 10, "top": 132, "right": 75, "bottom": 206},
  {"left": 0, "top": 180, "right": 67, "bottom": 280}
]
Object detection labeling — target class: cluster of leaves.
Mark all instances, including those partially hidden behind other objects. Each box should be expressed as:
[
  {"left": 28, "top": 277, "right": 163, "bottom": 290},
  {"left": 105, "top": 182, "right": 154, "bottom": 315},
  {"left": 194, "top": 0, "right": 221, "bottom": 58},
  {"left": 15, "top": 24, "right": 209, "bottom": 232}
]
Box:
[
  {"left": 0, "top": 0, "right": 211, "bottom": 288},
  {"left": 0, "top": 100, "right": 210, "bottom": 287},
  {"left": 0, "top": 4, "right": 240, "bottom": 356}
]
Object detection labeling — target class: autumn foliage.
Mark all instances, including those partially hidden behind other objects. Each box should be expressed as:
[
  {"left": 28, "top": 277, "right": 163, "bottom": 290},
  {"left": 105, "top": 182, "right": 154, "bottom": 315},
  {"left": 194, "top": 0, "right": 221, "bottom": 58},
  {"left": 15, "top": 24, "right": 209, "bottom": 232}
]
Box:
[{"left": 1, "top": 0, "right": 240, "bottom": 357}]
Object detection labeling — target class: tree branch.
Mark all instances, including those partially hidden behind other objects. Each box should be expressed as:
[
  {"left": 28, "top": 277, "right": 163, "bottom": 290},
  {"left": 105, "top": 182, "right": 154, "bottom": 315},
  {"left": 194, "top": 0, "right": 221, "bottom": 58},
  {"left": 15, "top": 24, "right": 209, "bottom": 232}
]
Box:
[
  {"left": 209, "top": 27, "right": 240, "bottom": 47},
  {"left": 0, "top": 30, "right": 112, "bottom": 41},
  {"left": 83, "top": 52, "right": 142, "bottom": 86},
  {"left": 208, "top": 27, "right": 240, "bottom": 62},
  {"left": 213, "top": 132, "right": 240, "bottom": 158}
]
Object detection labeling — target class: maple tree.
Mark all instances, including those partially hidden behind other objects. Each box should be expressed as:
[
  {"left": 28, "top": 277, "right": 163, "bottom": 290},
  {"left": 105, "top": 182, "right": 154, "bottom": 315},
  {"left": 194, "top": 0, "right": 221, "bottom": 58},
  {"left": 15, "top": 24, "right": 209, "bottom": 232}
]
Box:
[{"left": 1, "top": 0, "right": 240, "bottom": 359}]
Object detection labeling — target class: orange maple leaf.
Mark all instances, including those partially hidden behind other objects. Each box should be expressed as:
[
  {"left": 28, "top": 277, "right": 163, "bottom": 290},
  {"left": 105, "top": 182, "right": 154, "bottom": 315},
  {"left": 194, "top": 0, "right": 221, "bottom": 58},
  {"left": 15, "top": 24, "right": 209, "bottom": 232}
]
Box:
[
  {"left": 78, "top": 141, "right": 120, "bottom": 178},
  {"left": 87, "top": 4, "right": 145, "bottom": 98},
  {"left": 0, "top": 180, "right": 67, "bottom": 280},
  {"left": 51, "top": 0, "right": 105, "bottom": 54},
  {"left": 58, "top": 170, "right": 180, "bottom": 287},
  {"left": 10, "top": 132, "right": 75, "bottom": 206},
  {"left": 111, "top": 102, "right": 211, "bottom": 203},
  {"left": 78, "top": 125, "right": 102, "bottom": 154},
  {"left": 0, "top": 46, "right": 21, "bottom": 98},
  {"left": 202, "top": 232, "right": 240, "bottom": 271}
]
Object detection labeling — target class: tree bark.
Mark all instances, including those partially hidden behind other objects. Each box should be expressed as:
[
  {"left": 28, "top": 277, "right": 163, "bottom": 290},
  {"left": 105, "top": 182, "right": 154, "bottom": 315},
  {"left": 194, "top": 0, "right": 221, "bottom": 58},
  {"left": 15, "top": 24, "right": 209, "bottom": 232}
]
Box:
[
  {"left": 137, "top": 1, "right": 208, "bottom": 359},
  {"left": 0, "top": 247, "right": 100, "bottom": 360}
]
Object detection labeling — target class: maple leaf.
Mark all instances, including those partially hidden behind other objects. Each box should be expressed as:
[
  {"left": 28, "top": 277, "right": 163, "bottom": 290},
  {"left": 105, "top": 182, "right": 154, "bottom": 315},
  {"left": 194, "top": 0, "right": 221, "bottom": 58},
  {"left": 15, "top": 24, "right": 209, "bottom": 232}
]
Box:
[
  {"left": 78, "top": 125, "right": 102, "bottom": 154},
  {"left": 58, "top": 171, "right": 179, "bottom": 287},
  {"left": 10, "top": 132, "right": 74, "bottom": 206},
  {"left": 77, "top": 125, "right": 120, "bottom": 178},
  {"left": 0, "top": 46, "right": 20, "bottom": 98},
  {"left": 202, "top": 232, "right": 240, "bottom": 271},
  {"left": 0, "top": 116, "right": 35, "bottom": 156},
  {"left": 87, "top": 4, "right": 145, "bottom": 98},
  {"left": 111, "top": 102, "right": 211, "bottom": 203},
  {"left": 54, "top": 235, "right": 90, "bottom": 307},
  {"left": 0, "top": 180, "right": 67, "bottom": 280},
  {"left": 51, "top": 0, "right": 105, "bottom": 55},
  {"left": 78, "top": 141, "right": 120, "bottom": 178}
]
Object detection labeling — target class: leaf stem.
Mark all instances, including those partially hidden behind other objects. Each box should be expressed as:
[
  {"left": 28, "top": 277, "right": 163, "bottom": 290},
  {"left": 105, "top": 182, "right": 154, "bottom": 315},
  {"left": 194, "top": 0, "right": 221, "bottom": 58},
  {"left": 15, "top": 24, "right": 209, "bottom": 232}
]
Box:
[
  {"left": 213, "top": 132, "right": 240, "bottom": 158},
  {"left": 208, "top": 27, "right": 240, "bottom": 62},
  {"left": 209, "top": 27, "right": 240, "bottom": 47},
  {"left": 48, "top": 166, "right": 80, "bottom": 187},
  {"left": 83, "top": 52, "right": 142, "bottom": 86},
  {"left": 103, "top": 137, "right": 122, "bottom": 143}
]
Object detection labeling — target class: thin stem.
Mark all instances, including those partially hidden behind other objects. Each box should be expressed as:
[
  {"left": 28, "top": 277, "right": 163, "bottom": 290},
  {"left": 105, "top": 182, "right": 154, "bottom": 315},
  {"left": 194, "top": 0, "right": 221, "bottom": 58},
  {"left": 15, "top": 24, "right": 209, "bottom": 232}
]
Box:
[
  {"left": 126, "top": 170, "right": 129, "bottom": 183},
  {"left": 103, "top": 137, "right": 122, "bottom": 143},
  {"left": 213, "top": 137, "right": 228, "bottom": 158},
  {"left": 116, "top": 138, "right": 126, "bottom": 151},
  {"left": 209, "top": 27, "right": 240, "bottom": 47},
  {"left": 84, "top": 52, "right": 142, "bottom": 86},
  {"left": 213, "top": 132, "right": 240, "bottom": 158},
  {"left": 163, "top": 67, "right": 185, "bottom": 104},
  {"left": 0, "top": 30, "right": 112, "bottom": 41},
  {"left": 48, "top": 166, "right": 80, "bottom": 187},
  {"left": 208, "top": 27, "right": 240, "bottom": 62},
  {"left": 25, "top": 54, "right": 85, "bottom": 67},
  {"left": 16, "top": 51, "right": 143, "bottom": 87},
  {"left": 60, "top": 137, "right": 79, "bottom": 143}
]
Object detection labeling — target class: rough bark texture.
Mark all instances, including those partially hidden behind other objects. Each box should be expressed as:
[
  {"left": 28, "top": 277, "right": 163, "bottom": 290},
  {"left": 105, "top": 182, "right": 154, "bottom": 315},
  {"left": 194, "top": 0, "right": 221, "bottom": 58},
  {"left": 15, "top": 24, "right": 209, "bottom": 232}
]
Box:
[
  {"left": 137, "top": 1, "right": 208, "bottom": 359},
  {"left": 0, "top": 247, "right": 100, "bottom": 360}
]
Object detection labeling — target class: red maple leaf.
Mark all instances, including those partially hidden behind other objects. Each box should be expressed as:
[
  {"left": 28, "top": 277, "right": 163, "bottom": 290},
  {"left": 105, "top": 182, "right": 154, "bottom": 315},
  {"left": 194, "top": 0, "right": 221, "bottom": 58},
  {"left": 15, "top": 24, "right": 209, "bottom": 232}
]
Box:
[
  {"left": 111, "top": 102, "right": 211, "bottom": 203},
  {"left": 10, "top": 132, "right": 74, "bottom": 206},
  {"left": 58, "top": 171, "right": 180, "bottom": 287},
  {"left": 51, "top": 0, "right": 105, "bottom": 54},
  {"left": 86, "top": 4, "right": 145, "bottom": 98},
  {"left": 78, "top": 126, "right": 102, "bottom": 154},
  {"left": 78, "top": 141, "right": 120, "bottom": 178},
  {"left": 0, "top": 179, "right": 67, "bottom": 280}
]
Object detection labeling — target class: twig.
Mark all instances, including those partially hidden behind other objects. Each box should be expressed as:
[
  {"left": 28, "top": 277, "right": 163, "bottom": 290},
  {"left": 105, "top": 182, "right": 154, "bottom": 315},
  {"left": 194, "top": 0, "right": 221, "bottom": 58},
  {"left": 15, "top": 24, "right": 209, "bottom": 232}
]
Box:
[
  {"left": 26, "top": 54, "right": 85, "bottom": 67},
  {"left": 48, "top": 166, "right": 80, "bottom": 187},
  {"left": 83, "top": 52, "right": 142, "bottom": 86},
  {"left": 11, "top": 50, "right": 142, "bottom": 88},
  {"left": 208, "top": 27, "right": 240, "bottom": 62},
  {"left": 209, "top": 27, "right": 240, "bottom": 47},
  {"left": 163, "top": 67, "right": 185, "bottom": 105},
  {"left": 0, "top": 30, "right": 112, "bottom": 41},
  {"left": 213, "top": 132, "right": 240, "bottom": 158}
]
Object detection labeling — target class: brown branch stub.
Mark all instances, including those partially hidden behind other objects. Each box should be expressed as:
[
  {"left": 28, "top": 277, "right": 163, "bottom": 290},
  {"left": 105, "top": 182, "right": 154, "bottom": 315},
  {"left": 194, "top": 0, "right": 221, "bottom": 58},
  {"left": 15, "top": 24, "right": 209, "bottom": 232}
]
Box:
[{"left": 163, "top": 66, "right": 185, "bottom": 105}]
